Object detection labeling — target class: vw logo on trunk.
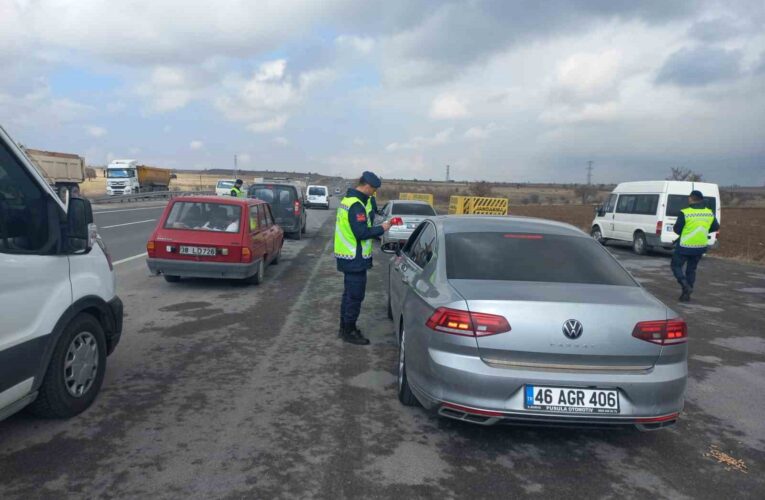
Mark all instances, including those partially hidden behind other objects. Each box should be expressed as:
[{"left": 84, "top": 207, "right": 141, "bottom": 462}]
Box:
[{"left": 562, "top": 319, "right": 583, "bottom": 339}]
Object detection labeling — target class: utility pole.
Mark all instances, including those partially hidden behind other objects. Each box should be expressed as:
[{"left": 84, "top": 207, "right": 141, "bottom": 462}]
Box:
[
  {"left": 234, "top": 154, "right": 238, "bottom": 178},
  {"left": 586, "top": 160, "right": 593, "bottom": 185},
  {"left": 446, "top": 164, "right": 450, "bottom": 182}
]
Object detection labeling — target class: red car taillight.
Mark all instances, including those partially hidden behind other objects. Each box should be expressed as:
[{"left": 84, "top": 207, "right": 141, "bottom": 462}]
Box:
[
  {"left": 294, "top": 200, "right": 301, "bottom": 216},
  {"left": 426, "top": 307, "right": 510, "bottom": 337},
  {"left": 241, "top": 247, "right": 252, "bottom": 263},
  {"left": 632, "top": 319, "right": 687, "bottom": 345},
  {"left": 656, "top": 221, "right": 663, "bottom": 236},
  {"left": 147, "top": 240, "right": 156, "bottom": 258}
]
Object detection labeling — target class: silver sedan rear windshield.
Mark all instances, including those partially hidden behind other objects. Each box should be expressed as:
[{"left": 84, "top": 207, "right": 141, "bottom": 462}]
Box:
[
  {"left": 392, "top": 203, "right": 436, "bottom": 216},
  {"left": 445, "top": 232, "right": 636, "bottom": 286}
]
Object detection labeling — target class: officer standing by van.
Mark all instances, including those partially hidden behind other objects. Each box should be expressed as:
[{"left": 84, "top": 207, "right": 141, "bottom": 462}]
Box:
[
  {"left": 671, "top": 190, "right": 720, "bottom": 302},
  {"left": 335, "top": 171, "right": 391, "bottom": 345},
  {"left": 230, "top": 179, "right": 244, "bottom": 197}
]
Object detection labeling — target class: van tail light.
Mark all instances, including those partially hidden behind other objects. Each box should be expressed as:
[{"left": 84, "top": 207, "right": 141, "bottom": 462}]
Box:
[
  {"left": 632, "top": 319, "right": 687, "bottom": 345},
  {"left": 426, "top": 307, "right": 510, "bottom": 337},
  {"left": 241, "top": 247, "right": 252, "bottom": 263},
  {"left": 147, "top": 240, "right": 156, "bottom": 258},
  {"left": 294, "top": 200, "right": 301, "bottom": 216},
  {"left": 656, "top": 221, "right": 663, "bottom": 236}
]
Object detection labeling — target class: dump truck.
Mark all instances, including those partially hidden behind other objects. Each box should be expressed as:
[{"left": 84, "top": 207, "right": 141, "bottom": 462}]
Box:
[
  {"left": 106, "top": 159, "right": 172, "bottom": 195},
  {"left": 23, "top": 148, "right": 86, "bottom": 198}
]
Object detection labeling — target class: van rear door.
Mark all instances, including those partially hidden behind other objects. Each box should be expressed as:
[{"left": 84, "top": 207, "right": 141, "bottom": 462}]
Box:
[{"left": 250, "top": 184, "right": 299, "bottom": 231}]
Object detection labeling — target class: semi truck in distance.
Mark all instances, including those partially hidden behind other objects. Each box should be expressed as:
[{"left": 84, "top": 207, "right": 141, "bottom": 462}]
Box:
[
  {"left": 23, "top": 148, "right": 86, "bottom": 198},
  {"left": 106, "top": 159, "right": 172, "bottom": 195}
]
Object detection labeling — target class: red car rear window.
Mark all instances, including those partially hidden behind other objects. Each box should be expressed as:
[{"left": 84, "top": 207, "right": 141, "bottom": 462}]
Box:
[{"left": 164, "top": 201, "right": 242, "bottom": 233}]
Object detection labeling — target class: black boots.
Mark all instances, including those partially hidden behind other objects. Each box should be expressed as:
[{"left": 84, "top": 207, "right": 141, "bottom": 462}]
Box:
[
  {"left": 679, "top": 280, "right": 692, "bottom": 302},
  {"left": 340, "top": 323, "right": 370, "bottom": 345}
]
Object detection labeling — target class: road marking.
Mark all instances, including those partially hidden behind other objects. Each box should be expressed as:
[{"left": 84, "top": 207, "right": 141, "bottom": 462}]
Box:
[
  {"left": 113, "top": 252, "right": 148, "bottom": 266},
  {"left": 101, "top": 219, "right": 156, "bottom": 229},
  {"left": 94, "top": 206, "right": 165, "bottom": 214}
]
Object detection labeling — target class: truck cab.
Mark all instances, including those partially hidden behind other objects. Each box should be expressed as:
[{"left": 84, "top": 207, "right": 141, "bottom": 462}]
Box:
[
  {"left": 0, "top": 125, "right": 123, "bottom": 421},
  {"left": 106, "top": 159, "right": 139, "bottom": 195}
]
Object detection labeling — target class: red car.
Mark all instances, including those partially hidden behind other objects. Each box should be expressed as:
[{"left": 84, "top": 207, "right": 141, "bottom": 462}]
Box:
[{"left": 146, "top": 196, "right": 284, "bottom": 284}]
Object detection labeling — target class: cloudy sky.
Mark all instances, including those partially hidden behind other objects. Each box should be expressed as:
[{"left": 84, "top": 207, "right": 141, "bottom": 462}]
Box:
[{"left": 1, "top": 0, "right": 763, "bottom": 184}]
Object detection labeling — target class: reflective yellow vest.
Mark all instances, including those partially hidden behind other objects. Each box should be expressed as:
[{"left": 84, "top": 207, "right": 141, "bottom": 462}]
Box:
[
  {"left": 334, "top": 196, "right": 372, "bottom": 260},
  {"left": 231, "top": 186, "right": 243, "bottom": 197},
  {"left": 679, "top": 207, "right": 714, "bottom": 249}
]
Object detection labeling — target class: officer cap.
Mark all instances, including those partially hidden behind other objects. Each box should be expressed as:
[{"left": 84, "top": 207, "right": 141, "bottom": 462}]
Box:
[
  {"left": 690, "top": 190, "right": 703, "bottom": 200},
  {"left": 361, "top": 171, "right": 381, "bottom": 189},
  {"left": 235, "top": 179, "right": 243, "bottom": 185}
]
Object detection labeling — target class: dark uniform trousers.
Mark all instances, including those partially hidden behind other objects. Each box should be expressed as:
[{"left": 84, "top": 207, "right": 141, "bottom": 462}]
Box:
[
  {"left": 671, "top": 253, "right": 702, "bottom": 288},
  {"left": 341, "top": 271, "right": 367, "bottom": 326}
]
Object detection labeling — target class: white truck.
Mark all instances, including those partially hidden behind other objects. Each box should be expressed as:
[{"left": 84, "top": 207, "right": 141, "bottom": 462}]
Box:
[
  {"left": 23, "top": 148, "right": 86, "bottom": 199},
  {"left": 106, "top": 159, "right": 172, "bottom": 195}
]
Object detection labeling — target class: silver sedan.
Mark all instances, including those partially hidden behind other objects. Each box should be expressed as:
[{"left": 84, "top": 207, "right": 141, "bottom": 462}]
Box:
[
  {"left": 384, "top": 216, "right": 687, "bottom": 430},
  {"left": 376, "top": 200, "right": 436, "bottom": 248}
]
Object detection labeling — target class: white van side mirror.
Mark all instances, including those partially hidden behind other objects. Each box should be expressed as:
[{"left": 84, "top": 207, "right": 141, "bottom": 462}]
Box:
[{"left": 66, "top": 197, "right": 94, "bottom": 252}]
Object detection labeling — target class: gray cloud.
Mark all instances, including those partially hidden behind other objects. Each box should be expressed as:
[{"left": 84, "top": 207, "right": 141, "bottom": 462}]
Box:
[
  {"left": 655, "top": 46, "right": 742, "bottom": 86},
  {"left": 687, "top": 17, "right": 743, "bottom": 42},
  {"left": 382, "top": 0, "right": 700, "bottom": 85}
]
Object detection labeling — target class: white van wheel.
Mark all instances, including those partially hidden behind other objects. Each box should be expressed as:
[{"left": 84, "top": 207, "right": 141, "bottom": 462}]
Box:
[
  {"left": 28, "top": 313, "right": 107, "bottom": 418},
  {"left": 591, "top": 226, "right": 606, "bottom": 245},
  {"left": 633, "top": 232, "right": 648, "bottom": 255}
]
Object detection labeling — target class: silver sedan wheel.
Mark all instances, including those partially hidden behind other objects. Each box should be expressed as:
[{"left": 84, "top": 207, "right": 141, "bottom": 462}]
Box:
[{"left": 64, "top": 332, "right": 99, "bottom": 398}]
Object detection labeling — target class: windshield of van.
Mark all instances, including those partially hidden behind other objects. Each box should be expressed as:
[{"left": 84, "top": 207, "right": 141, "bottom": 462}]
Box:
[
  {"left": 250, "top": 185, "right": 296, "bottom": 206},
  {"left": 164, "top": 202, "right": 242, "bottom": 233},
  {"left": 308, "top": 187, "right": 326, "bottom": 196},
  {"left": 666, "top": 195, "right": 717, "bottom": 217},
  {"left": 107, "top": 169, "right": 135, "bottom": 178}
]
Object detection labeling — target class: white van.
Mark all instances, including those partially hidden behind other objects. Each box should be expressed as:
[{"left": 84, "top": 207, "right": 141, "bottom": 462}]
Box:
[
  {"left": 0, "top": 125, "right": 123, "bottom": 421},
  {"left": 216, "top": 179, "right": 248, "bottom": 197},
  {"left": 306, "top": 185, "right": 330, "bottom": 209},
  {"left": 591, "top": 181, "right": 720, "bottom": 255}
]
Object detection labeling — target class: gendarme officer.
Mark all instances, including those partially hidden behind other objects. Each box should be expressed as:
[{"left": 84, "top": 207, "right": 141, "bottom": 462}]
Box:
[
  {"left": 671, "top": 190, "right": 720, "bottom": 302},
  {"left": 230, "top": 179, "right": 244, "bottom": 197},
  {"left": 334, "top": 171, "right": 391, "bottom": 345}
]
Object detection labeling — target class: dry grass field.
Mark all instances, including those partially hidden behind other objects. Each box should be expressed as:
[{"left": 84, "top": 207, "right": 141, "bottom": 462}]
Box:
[{"left": 507, "top": 204, "right": 765, "bottom": 264}]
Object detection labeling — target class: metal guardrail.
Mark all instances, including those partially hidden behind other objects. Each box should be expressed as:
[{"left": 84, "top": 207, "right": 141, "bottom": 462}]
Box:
[{"left": 90, "top": 190, "right": 216, "bottom": 204}]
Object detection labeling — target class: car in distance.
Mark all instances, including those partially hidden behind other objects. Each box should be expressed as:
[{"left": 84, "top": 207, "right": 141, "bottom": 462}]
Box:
[
  {"left": 146, "top": 196, "right": 283, "bottom": 284},
  {"left": 377, "top": 200, "right": 436, "bottom": 248},
  {"left": 334, "top": 187, "right": 341, "bottom": 195},
  {"left": 591, "top": 180, "right": 720, "bottom": 255},
  {"left": 385, "top": 215, "right": 687, "bottom": 431},
  {"left": 249, "top": 182, "right": 307, "bottom": 240},
  {"left": 306, "top": 185, "right": 330, "bottom": 209}
]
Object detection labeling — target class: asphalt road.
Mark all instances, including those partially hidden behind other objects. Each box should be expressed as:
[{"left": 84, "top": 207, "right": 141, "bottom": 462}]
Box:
[
  {"left": 92, "top": 202, "right": 168, "bottom": 263},
  {"left": 1, "top": 201, "right": 764, "bottom": 499}
]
